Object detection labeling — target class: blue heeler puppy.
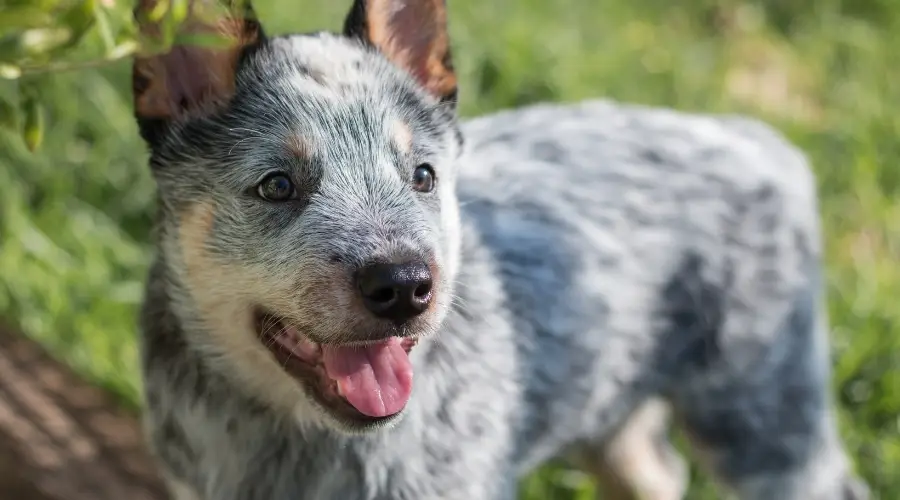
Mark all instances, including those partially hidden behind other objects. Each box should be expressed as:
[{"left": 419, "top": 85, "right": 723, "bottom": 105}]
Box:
[{"left": 131, "top": 0, "right": 870, "bottom": 498}]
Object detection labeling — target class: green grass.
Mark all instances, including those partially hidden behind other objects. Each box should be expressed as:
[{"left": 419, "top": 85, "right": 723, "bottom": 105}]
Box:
[{"left": 1, "top": 1, "right": 899, "bottom": 498}]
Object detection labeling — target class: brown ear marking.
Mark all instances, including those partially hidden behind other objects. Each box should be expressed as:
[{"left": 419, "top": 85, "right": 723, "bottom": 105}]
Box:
[
  {"left": 344, "top": 0, "right": 457, "bottom": 103},
  {"left": 132, "top": 0, "right": 262, "bottom": 121}
]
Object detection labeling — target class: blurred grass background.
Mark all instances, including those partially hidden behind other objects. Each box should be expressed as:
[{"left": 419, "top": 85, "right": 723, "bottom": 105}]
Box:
[{"left": 1, "top": 0, "right": 898, "bottom": 498}]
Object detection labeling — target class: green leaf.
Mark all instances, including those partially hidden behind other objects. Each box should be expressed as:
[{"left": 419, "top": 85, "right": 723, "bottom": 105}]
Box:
[
  {"left": 90, "top": 0, "right": 115, "bottom": 52},
  {"left": 0, "top": 63, "right": 21, "bottom": 79},
  {"left": 57, "top": 0, "right": 98, "bottom": 50},
  {"left": 147, "top": 0, "right": 172, "bottom": 23},
  {"left": 19, "top": 27, "right": 74, "bottom": 57},
  {"left": 0, "top": 97, "right": 18, "bottom": 129},
  {"left": 21, "top": 93, "right": 44, "bottom": 151},
  {"left": 106, "top": 39, "right": 139, "bottom": 59},
  {"left": 170, "top": 0, "right": 189, "bottom": 25},
  {"left": 0, "top": 6, "right": 53, "bottom": 35}
]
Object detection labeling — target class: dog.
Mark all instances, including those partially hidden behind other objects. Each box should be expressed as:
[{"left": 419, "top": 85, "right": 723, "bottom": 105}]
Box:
[{"left": 131, "top": 0, "right": 870, "bottom": 498}]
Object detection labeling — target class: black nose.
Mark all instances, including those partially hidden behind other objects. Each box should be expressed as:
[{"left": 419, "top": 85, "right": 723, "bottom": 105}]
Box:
[{"left": 355, "top": 261, "right": 434, "bottom": 321}]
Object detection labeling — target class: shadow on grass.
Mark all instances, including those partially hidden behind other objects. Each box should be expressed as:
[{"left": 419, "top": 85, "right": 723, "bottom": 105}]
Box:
[{"left": 0, "top": 325, "right": 166, "bottom": 500}]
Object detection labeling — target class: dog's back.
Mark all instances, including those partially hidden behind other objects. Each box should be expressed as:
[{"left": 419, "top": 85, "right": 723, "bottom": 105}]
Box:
[
  {"left": 457, "top": 101, "right": 862, "bottom": 499},
  {"left": 132, "top": 1, "right": 867, "bottom": 499}
]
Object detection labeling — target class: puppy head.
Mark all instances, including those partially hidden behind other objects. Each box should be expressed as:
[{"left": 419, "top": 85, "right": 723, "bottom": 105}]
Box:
[{"left": 134, "top": 0, "right": 462, "bottom": 432}]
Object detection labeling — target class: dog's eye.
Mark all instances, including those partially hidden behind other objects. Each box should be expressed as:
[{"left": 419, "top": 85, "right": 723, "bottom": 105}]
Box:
[
  {"left": 257, "top": 173, "right": 296, "bottom": 201},
  {"left": 412, "top": 164, "right": 435, "bottom": 193}
]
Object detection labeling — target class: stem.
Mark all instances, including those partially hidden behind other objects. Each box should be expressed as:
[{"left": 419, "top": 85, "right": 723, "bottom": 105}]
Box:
[
  {"left": 17, "top": 54, "right": 130, "bottom": 77},
  {"left": 13, "top": 42, "right": 151, "bottom": 78}
]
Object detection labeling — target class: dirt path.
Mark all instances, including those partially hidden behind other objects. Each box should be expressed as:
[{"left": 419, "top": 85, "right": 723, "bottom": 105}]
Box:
[{"left": 0, "top": 326, "right": 167, "bottom": 500}]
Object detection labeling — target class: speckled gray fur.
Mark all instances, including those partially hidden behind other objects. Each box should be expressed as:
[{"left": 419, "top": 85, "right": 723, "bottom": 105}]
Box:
[{"left": 135, "top": 2, "right": 868, "bottom": 499}]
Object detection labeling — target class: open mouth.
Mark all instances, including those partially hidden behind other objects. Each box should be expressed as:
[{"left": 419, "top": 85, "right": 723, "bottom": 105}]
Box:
[{"left": 254, "top": 309, "right": 417, "bottom": 424}]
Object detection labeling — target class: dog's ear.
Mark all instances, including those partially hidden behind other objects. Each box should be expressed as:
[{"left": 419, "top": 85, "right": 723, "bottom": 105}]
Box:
[
  {"left": 344, "top": 0, "right": 457, "bottom": 104},
  {"left": 132, "top": 0, "right": 262, "bottom": 138}
]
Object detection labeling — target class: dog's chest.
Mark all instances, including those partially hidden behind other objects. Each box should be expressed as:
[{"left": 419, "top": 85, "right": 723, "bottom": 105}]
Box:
[
  {"left": 156, "top": 393, "right": 510, "bottom": 500},
  {"left": 223, "top": 429, "right": 509, "bottom": 500}
]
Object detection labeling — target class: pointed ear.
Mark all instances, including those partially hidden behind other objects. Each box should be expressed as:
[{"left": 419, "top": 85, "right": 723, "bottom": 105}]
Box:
[
  {"left": 132, "top": 0, "right": 262, "bottom": 129},
  {"left": 344, "top": 0, "right": 457, "bottom": 104}
]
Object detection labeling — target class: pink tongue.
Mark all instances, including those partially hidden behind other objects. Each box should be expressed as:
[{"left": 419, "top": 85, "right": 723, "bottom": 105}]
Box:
[{"left": 321, "top": 338, "right": 413, "bottom": 418}]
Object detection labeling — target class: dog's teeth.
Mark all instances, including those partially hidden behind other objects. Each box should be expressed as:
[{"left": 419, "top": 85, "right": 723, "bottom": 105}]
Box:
[{"left": 336, "top": 380, "right": 345, "bottom": 397}]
